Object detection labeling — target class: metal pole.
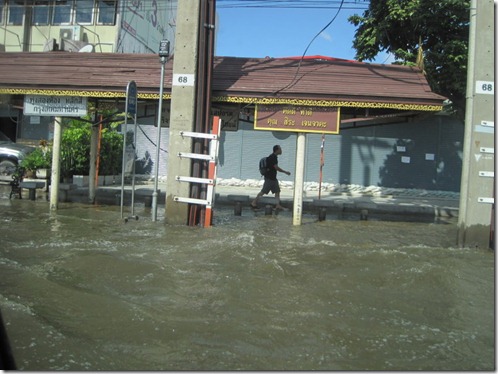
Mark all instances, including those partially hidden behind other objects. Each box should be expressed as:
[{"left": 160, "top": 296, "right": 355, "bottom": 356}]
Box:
[
  {"left": 130, "top": 110, "right": 138, "bottom": 216},
  {"left": 89, "top": 122, "right": 99, "bottom": 204},
  {"left": 318, "top": 133, "right": 325, "bottom": 200},
  {"left": 152, "top": 55, "right": 166, "bottom": 221},
  {"left": 120, "top": 110, "right": 128, "bottom": 219}
]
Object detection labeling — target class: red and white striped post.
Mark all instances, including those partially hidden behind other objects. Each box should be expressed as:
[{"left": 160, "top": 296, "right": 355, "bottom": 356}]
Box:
[{"left": 204, "top": 116, "right": 221, "bottom": 227}]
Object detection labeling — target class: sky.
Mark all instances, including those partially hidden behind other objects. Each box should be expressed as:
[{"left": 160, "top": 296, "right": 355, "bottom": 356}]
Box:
[{"left": 214, "top": 2, "right": 394, "bottom": 64}]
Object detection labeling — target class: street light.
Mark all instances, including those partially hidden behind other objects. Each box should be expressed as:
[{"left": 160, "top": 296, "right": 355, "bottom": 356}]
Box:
[{"left": 152, "top": 39, "right": 170, "bottom": 221}]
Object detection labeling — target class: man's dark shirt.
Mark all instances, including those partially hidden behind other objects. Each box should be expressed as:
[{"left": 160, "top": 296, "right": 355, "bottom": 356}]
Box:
[{"left": 266, "top": 153, "right": 278, "bottom": 180}]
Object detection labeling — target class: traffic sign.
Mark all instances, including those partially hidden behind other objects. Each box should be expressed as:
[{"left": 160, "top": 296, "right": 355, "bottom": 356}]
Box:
[{"left": 126, "top": 80, "right": 137, "bottom": 115}]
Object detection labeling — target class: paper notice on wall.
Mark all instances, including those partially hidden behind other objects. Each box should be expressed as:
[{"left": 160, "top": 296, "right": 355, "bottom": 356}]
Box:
[
  {"left": 425, "top": 153, "right": 435, "bottom": 161},
  {"left": 401, "top": 156, "right": 411, "bottom": 164},
  {"left": 396, "top": 146, "right": 406, "bottom": 152}
]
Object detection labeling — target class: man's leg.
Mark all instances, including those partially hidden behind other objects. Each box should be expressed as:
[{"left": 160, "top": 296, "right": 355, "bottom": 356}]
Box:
[
  {"left": 274, "top": 181, "right": 285, "bottom": 209},
  {"left": 252, "top": 181, "right": 269, "bottom": 208},
  {"left": 251, "top": 191, "right": 264, "bottom": 207},
  {"left": 275, "top": 192, "right": 285, "bottom": 209}
]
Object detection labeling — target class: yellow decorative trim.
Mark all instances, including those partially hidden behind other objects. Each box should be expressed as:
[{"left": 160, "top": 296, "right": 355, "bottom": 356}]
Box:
[
  {"left": 0, "top": 88, "right": 171, "bottom": 100},
  {"left": 0, "top": 88, "right": 441, "bottom": 111},
  {"left": 140, "top": 93, "right": 171, "bottom": 100},
  {"left": 212, "top": 96, "right": 442, "bottom": 111}
]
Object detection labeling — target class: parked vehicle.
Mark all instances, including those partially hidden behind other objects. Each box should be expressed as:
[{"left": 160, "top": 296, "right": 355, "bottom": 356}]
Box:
[{"left": 0, "top": 131, "right": 34, "bottom": 182}]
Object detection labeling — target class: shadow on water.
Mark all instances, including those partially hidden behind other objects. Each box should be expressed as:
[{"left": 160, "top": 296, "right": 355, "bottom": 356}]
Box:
[{"left": 0, "top": 196, "right": 494, "bottom": 371}]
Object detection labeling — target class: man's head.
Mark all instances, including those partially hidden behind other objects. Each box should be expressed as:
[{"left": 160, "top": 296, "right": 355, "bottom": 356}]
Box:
[{"left": 273, "top": 145, "right": 282, "bottom": 155}]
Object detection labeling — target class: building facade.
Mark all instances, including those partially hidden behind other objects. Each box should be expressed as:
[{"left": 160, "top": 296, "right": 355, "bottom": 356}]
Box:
[
  {"left": 130, "top": 110, "right": 464, "bottom": 192},
  {"left": 0, "top": 3, "right": 464, "bottom": 193},
  {"left": 0, "top": 0, "right": 177, "bottom": 53}
]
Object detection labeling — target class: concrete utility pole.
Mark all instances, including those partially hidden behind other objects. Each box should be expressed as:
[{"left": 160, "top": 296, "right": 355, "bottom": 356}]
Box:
[
  {"left": 49, "top": 117, "right": 62, "bottom": 210},
  {"left": 165, "top": 0, "right": 201, "bottom": 224},
  {"left": 292, "top": 133, "right": 306, "bottom": 226},
  {"left": 457, "top": 0, "right": 495, "bottom": 248}
]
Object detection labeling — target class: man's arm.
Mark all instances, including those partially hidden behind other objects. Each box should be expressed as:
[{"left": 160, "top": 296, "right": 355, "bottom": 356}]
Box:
[{"left": 274, "top": 164, "right": 291, "bottom": 175}]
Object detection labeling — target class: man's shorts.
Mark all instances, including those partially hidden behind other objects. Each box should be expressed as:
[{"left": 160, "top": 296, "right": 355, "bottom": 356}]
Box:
[{"left": 261, "top": 179, "right": 280, "bottom": 194}]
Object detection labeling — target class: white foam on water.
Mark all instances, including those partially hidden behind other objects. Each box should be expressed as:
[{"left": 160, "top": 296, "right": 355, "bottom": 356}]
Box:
[{"left": 0, "top": 294, "right": 35, "bottom": 316}]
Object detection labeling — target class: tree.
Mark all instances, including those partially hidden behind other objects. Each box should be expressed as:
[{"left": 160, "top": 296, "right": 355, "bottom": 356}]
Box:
[{"left": 349, "top": 0, "right": 470, "bottom": 119}]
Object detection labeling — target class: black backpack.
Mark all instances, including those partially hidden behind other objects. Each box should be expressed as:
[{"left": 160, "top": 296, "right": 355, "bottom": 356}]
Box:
[{"left": 259, "top": 156, "right": 269, "bottom": 176}]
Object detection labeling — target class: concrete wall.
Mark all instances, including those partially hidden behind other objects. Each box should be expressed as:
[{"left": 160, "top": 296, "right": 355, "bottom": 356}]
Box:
[
  {"left": 15, "top": 107, "right": 463, "bottom": 192},
  {"left": 132, "top": 112, "right": 464, "bottom": 192}
]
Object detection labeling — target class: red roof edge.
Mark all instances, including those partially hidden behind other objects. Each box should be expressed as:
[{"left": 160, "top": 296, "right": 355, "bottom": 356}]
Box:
[{"left": 274, "top": 55, "right": 362, "bottom": 63}]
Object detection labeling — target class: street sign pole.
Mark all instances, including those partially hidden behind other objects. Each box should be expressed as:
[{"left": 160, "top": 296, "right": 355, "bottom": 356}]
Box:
[
  {"left": 120, "top": 80, "right": 137, "bottom": 219},
  {"left": 152, "top": 40, "right": 170, "bottom": 221}
]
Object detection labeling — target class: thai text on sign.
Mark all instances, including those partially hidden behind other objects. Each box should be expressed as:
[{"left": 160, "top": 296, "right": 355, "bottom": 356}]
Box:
[
  {"left": 254, "top": 105, "right": 340, "bottom": 134},
  {"left": 24, "top": 95, "right": 87, "bottom": 117}
]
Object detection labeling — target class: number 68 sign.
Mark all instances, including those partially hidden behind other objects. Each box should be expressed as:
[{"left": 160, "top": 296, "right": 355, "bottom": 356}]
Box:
[
  {"left": 173, "top": 74, "right": 195, "bottom": 87},
  {"left": 475, "top": 80, "right": 494, "bottom": 95}
]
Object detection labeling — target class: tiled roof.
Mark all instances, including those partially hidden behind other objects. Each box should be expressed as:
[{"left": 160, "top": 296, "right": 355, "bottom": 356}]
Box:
[{"left": 0, "top": 52, "right": 446, "bottom": 110}]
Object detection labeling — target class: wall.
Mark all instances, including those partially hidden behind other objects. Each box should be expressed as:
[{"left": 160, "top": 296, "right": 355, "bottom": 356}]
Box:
[
  {"left": 0, "top": 0, "right": 178, "bottom": 53},
  {"left": 16, "top": 100, "right": 464, "bottom": 192},
  {"left": 116, "top": 0, "right": 177, "bottom": 54},
  {"left": 28, "top": 25, "right": 117, "bottom": 52},
  {"left": 216, "top": 114, "right": 464, "bottom": 192}
]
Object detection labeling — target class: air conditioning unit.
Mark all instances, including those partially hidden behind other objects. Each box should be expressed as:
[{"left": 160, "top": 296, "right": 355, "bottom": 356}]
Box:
[{"left": 59, "top": 26, "right": 82, "bottom": 41}]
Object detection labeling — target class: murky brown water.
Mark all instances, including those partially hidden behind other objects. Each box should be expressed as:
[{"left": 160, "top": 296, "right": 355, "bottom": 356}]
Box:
[{"left": 0, "top": 195, "right": 494, "bottom": 370}]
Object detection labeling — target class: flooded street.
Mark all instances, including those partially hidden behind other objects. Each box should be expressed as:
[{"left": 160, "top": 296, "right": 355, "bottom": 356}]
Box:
[{"left": 0, "top": 197, "right": 494, "bottom": 370}]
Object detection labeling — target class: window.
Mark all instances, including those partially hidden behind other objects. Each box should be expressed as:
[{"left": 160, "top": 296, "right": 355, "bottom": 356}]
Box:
[
  {"left": 8, "top": 0, "right": 25, "bottom": 25},
  {"left": 75, "top": 0, "right": 94, "bottom": 24},
  {"left": 52, "top": 0, "right": 72, "bottom": 25},
  {"left": 0, "top": 0, "right": 4, "bottom": 25},
  {"left": 33, "top": 1, "right": 51, "bottom": 25},
  {"left": 97, "top": 0, "right": 116, "bottom": 25}
]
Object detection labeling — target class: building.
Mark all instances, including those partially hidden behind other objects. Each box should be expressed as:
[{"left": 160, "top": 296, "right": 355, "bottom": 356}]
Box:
[
  {"left": 0, "top": 2, "right": 463, "bottom": 192},
  {"left": 0, "top": 51, "right": 464, "bottom": 192},
  {"left": 0, "top": 0, "right": 177, "bottom": 53}
]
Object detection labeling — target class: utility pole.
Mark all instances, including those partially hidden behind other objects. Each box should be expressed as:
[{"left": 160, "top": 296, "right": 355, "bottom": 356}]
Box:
[
  {"left": 49, "top": 117, "right": 62, "bottom": 210},
  {"left": 457, "top": 0, "right": 495, "bottom": 248},
  {"left": 165, "top": 1, "right": 201, "bottom": 224}
]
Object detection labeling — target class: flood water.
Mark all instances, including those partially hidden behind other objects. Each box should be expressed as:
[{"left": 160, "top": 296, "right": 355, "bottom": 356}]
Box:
[{"left": 0, "top": 196, "right": 494, "bottom": 370}]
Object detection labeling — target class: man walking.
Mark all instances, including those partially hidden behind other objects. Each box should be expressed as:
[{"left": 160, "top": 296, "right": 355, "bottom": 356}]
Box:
[{"left": 251, "top": 145, "right": 291, "bottom": 210}]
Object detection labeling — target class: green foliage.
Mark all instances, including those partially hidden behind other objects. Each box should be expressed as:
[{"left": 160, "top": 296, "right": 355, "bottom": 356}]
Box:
[
  {"left": 20, "top": 144, "right": 52, "bottom": 171},
  {"left": 348, "top": 0, "right": 470, "bottom": 119},
  {"left": 60, "top": 114, "right": 124, "bottom": 178},
  {"left": 61, "top": 122, "right": 92, "bottom": 177},
  {"left": 98, "top": 128, "right": 123, "bottom": 175}
]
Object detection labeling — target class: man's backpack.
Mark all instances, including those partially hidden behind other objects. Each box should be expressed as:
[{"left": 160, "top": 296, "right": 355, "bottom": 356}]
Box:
[{"left": 259, "top": 156, "right": 269, "bottom": 176}]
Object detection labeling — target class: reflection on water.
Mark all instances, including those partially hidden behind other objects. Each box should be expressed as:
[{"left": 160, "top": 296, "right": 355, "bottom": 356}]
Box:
[{"left": 0, "top": 198, "right": 494, "bottom": 370}]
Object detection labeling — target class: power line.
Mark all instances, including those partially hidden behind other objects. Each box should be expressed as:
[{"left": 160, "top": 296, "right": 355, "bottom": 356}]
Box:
[
  {"left": 275, "top": 0, "right": 347, "bottom": 94},
  {"left": 217, "top": 0, "right": 368, "bottom": 9},
  {"left": 14, "top": 1, "right": 368, "bottom": 12}
]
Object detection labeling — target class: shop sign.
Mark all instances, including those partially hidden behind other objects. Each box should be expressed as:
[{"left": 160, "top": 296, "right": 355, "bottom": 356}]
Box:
[
  {"left": 211, "top": 105, "right": 239, "bottom": 131},
  {"left": 254, "top": 105, "right": 340, "bottom": 134}
]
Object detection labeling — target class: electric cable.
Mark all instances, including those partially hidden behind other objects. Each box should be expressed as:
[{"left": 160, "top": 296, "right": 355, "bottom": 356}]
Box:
[
  {"left": 137, "top": 123, "right": 168, "bottom": 154},
  {"left": 217, "top": 0, "right": 367, "bottom": 10},
  {"left": 224, "top": 0, "right": 347, "bottom": 125},
  {"left": 275, "top": 0, "right": 346, "bottom": 94}
]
